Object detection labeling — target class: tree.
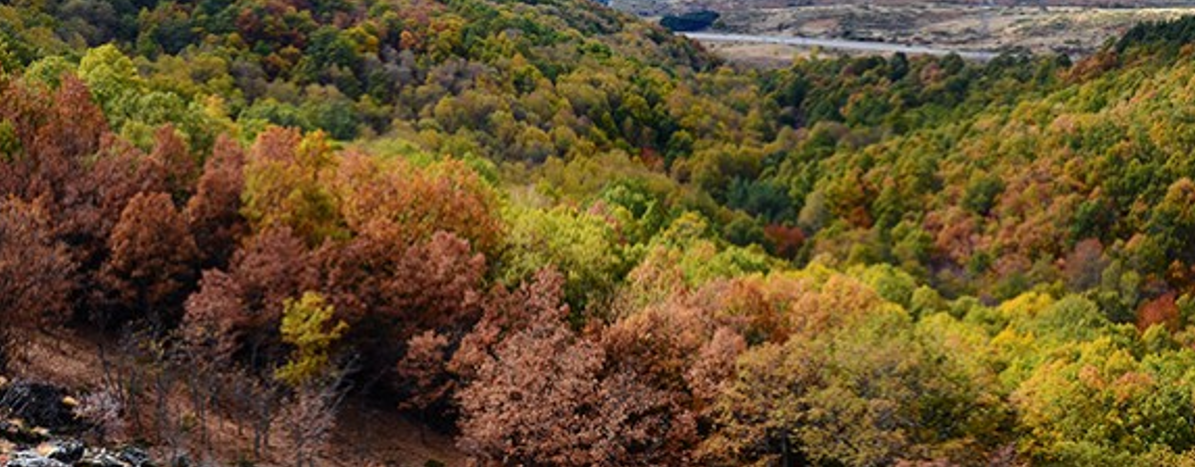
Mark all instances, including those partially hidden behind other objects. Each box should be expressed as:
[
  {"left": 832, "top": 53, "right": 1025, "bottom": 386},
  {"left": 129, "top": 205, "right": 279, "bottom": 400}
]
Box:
[
  {"left": 99, "top": 191, "right": 199, "bottom": 329},
  {"left": 312, "top": 230, "right": 486, "bottom": 378},
  {"left": 395, "top": 330, "right": 453, "bottom": 419},
  {"left": 450, "top": 268, "right": 569, "bottom": 382},
  {"left": 1137, "top": 292, "right": 1179, "bottom": 333},
  {"left": 704, "top": 308, "right": 999, "bottom": 466},
  {"left": 456, "top": 306, "right": 687, "bottom": 465},
  {"left": 276, "top": 291, "right": 348, "bottom": 388},
  {"left": 186, "top": 134, "right": 248, "bottom": 269},
  {"left": 241, "top": 127, "right": 345, "bottom": 246},
  {"left": 333, "top": 151, "right": 502, "bottom": 256},
  {"left": 1011, "top": 338, "right": 1195, "bottom": 463},
  {"left": 233, "top": 226, "right": 312, "bottom": 313},
  {"left": 148, "top": 124, "right": 198, "bottom": 204},
  {"left": 686, "top": 327, "right": 747, "bottom": 412},
  {"left": 0, "top": 198, "right": 75, "bottom": 365},
  {"left": 500, "top": 205, "right": 626, "bottom": 314}
]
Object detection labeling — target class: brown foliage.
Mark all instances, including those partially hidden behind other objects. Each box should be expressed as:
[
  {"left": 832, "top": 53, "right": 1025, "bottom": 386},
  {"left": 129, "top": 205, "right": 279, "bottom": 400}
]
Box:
[
  {"left": 601, "top": 300, "right": 715, "bottom": 393},
  {"left": 0, "top": 198, "right": 75, "bottom": 327},
  {"left": 763, "top": 223, "right": 805, "bottom": 260},
  {"left": 181, "top": 269, "right": 245, "bottom": 364},
  {"left": 450, "top": 268, "right": 569, "bottom": 381},
  {"left": 456, "top": 310, "right": 690, "bottom": 465},
  {"left": 1137, "top": 291, "right": 1180, "bottom": 333},
  {"left": 314, "top": 231, "right": 485, "bottom": 334},
  {"left": 1063, "top": 238, "right": 1107, "bottom": 292},
  {"left": 224, "top": 226, "right": 316, "bottom": 350},
  {"left": 312, "top": 231, "right": 485, "bottom": 376},
  {"left": 148, "top": 125, "right": 198, "bottom": 204},
  {"left": 395, "top": 330, "right": 452, "bottom": 413},
  {"left": 73, "top": 136, "right": 169, "bottom": 267},
  {"left": 186, "top": 135, "right": 248, "bottom": 269},
  {"left": 99, "top": 192, "right": 199, "bottom": 328},
  {"left": 686, "top": 327, "right": 747, "bottom": 412}
]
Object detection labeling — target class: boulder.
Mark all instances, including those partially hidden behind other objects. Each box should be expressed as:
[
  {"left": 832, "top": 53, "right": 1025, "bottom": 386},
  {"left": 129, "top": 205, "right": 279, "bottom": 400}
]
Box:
[
  {"left": 77, "top": 447, "right": 154, "bottom": 467},
  {"left": 41, "top": 440, "right": 83, "bottom": 464},
  {"left": 0, "top": 384, "right": 74, "bottom": 432},
  {"left": 3, "top": 450, "right": 68, "bottom": 467},
  {"left": 76, "top": 449, "right": 123, "bottom": 467},
  {"left": 0, "top": 419, "right": 46, "bottom": 445},
  {"left": 116, "top": 447, "right": 151, "bottom": 467}
]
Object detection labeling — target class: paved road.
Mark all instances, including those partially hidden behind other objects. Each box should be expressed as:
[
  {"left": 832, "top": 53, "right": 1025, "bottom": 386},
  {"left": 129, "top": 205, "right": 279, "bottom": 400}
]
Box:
[{"left": 681, "top": 32, "right": 1001, "bottom": 61}]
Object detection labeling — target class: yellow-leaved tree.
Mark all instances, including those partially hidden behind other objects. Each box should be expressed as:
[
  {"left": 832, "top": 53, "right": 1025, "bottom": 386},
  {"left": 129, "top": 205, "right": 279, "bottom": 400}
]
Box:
[{"left": 276, "top": 291, "right": 348, "bottom": 387}]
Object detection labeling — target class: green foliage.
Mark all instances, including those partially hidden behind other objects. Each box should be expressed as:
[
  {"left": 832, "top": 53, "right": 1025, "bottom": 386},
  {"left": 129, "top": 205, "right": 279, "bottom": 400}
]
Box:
[
  {"left": 500, "top": 205, "right": 629, "bottom": 313},
  {"left": 707, "top": 301, "right": 1005, "bottom": 466}
]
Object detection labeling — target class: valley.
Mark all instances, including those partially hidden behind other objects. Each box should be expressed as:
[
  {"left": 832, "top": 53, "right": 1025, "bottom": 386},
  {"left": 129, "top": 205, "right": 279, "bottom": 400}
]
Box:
[{"left": 623, "top": 1, "right": 1195, "bottom": 63}]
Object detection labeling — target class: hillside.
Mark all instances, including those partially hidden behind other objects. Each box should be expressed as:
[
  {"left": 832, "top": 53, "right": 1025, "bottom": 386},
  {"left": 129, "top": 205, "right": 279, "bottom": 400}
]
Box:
[{"left": 4, "top": 1, "right": 1195, "bottom": 466}]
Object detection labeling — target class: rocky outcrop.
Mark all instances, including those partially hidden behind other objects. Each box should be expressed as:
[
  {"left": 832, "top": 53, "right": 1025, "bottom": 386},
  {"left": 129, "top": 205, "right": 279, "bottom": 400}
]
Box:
[
  {"left": 5, "top": 444, "right": 151, "bottom": 467},
  {"left": 0, "top": 378, "right": 156, "bottom": 467}
]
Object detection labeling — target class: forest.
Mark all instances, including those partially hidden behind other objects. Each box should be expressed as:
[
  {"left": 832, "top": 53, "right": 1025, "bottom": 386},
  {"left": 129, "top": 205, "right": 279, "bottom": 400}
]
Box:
[{"left": 3, "top": 0, "right": 1195, "bottom": 466}]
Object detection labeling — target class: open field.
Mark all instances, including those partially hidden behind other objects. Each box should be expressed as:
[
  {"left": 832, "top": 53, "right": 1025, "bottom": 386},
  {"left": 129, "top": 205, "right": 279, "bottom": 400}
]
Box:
[{"left": 618, "top": 1, "right": 1195, "bottom": 63}]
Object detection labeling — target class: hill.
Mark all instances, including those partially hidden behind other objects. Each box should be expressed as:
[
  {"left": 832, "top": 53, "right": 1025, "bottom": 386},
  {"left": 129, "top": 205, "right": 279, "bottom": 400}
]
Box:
[{"left": 3, "top": 1, "right": 1195, "bottom": 466}]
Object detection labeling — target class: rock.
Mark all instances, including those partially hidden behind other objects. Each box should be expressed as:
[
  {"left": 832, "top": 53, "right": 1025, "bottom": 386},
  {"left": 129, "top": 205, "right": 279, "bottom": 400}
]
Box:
[
  {"left": 40, "top": 440, "right": 83, "bottom": 464},
  {"left": 77, "top": 447, "right": 156, "bottom": 467},
  {"left": 117, "top": 447, "right": 152, "bottom": 467},
  {"left": 76, "top": 448, "right": 124, "bottom": 467},
  {"left": 3, "top": 450, "right": 68, "bottom": 467},
  {"left": 0, "top": 419, "right": 45, "bottom": 445},
  {"left": 0, "top": 420, "right": 19, "bottom": 440},
  {"left": 0, "top": 383, "right": 74, "bottom": 432}
]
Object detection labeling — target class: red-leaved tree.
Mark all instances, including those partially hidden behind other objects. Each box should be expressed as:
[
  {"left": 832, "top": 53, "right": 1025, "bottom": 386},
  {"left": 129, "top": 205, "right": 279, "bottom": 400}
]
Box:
[{"left": 99, "top": 192, "right": 199, "bottom": 329}]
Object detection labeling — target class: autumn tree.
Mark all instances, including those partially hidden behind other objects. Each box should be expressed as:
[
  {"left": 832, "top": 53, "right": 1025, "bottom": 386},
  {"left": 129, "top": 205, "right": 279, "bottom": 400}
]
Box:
[
  {"left": 275, "top": 291, "right": 349, "bottom": 467},
  {"left": 450, "top": 268, "right": 570, "bottom": 382},
  {"left": 186, "top": 134, "right": 248, "bottom": 269},
  {"left": 0, "top": 198, "right": 75, "bottom": 366},
  {"left": 148, "top": 124, "right": 198, "bottom": 204},
  {"left": 276, "top": 291, "right": 348, "bottom": 388},
  {"left": 332, "top": 151, "right": 502, "bottom": 256},
  {"left": 242, "top": 127, "right": 345, "bottom": 246},
  {"left": 213, "top": 225, "right": 316, "bottom": 365},
  {"left": 456, "top": 304, "right": 687, "bottom": 465},
  {"left": 395, "top": 330, "right": 453, "bottom": 423},
  {"left": 98, "top": 191, "right": 199, "bottom": 329},
  {"left": 704, "top": 306, "right": 1000, "bottom": 466},
  {"left": 312, "top": 230, "right": 486, "bottom": 381}
]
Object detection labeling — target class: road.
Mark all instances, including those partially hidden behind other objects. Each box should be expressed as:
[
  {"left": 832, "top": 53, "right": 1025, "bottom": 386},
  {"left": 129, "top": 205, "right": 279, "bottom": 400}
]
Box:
[{"left": 680, "top": 32, "right": 1001, "bottom": 61}]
